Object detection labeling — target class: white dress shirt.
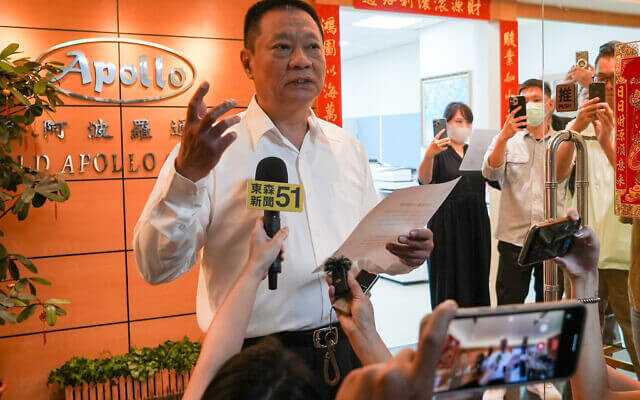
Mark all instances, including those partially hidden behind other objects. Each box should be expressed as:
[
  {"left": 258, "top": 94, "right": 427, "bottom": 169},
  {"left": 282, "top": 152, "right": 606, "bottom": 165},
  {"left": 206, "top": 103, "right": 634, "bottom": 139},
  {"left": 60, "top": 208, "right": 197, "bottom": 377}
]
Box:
[
  {"left": 482, "top": 128, "right": 567, "bottom": 247},
  {"left": 133, "top": 97, "right": 379, "bottom": 337}
]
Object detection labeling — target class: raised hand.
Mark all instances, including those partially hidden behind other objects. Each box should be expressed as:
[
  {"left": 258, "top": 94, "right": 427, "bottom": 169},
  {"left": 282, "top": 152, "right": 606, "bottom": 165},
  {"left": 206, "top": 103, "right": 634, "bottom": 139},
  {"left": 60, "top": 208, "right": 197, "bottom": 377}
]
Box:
[
  {"left": 500, "top": 106, "right": 527, "bottom": 141},
  {"left": 426, "top": 129, "right": 451, "bottom": 159},
  {"left": 175, "top": 82, "right": 241, "bottom": 182}
]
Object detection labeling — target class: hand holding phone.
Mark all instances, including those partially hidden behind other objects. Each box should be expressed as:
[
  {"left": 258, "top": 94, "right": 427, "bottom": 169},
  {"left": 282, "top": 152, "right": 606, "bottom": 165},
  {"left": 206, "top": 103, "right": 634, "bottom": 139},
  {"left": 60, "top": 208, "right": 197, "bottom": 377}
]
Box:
[{"left": 518, "top": 216, "right": 582, "bottom": 267}]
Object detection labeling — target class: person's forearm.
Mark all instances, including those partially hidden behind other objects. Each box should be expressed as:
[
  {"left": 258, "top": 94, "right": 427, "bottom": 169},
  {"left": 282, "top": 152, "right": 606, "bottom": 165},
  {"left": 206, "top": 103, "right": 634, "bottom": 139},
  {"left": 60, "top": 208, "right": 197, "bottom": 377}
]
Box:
[
  {"left": 183, "top": 269, "right": 261, "bottom": 400},
  {"left": 487, "top": 137, "right": 508, "bottom": 169},
  {"left": 606, "top": 366, "right": 640, "bottom": 392},
  {"left": 555, "top": 141, "right": 576, "bottom": 183},
  {"left": 570, "top": 272, "right": 610, "bottom": 400},
  {"left": 345, "top": 327, "right": 392, "bottom": 365},
  {"left": 418, "top": 154, "right": 435, "bottom": 184}
]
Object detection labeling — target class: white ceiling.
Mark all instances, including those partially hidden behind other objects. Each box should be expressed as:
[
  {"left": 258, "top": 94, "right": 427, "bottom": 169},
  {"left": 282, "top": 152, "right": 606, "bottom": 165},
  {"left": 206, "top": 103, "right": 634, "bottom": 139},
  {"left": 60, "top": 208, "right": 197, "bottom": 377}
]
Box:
[
  {"left": 339, "top": 8, "right": 443, "bottom": 60},
  {"left": 517, "top": 0, "right": 640, "bottom": 15}
]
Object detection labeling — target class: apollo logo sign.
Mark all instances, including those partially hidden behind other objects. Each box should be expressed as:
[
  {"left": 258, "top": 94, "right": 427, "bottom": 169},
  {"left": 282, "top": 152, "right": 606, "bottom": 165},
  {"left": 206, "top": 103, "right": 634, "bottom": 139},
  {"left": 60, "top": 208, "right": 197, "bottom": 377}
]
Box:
[{"left": 37, "top": 38, "right": 197, "bottom": 104}]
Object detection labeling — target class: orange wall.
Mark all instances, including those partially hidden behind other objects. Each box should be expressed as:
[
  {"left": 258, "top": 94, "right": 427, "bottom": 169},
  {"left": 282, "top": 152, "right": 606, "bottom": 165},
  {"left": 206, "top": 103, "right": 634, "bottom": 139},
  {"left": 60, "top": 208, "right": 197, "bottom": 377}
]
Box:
[{"left": 0, "top": 1, "right": 260, "bottom": 399}]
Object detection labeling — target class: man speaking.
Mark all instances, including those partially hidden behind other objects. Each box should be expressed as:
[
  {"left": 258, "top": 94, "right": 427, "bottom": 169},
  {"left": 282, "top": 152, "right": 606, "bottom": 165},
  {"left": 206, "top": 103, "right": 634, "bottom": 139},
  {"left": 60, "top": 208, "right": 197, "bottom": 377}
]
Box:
[{"left": 133, "top": 0, "right": 433, "bottom": 396}]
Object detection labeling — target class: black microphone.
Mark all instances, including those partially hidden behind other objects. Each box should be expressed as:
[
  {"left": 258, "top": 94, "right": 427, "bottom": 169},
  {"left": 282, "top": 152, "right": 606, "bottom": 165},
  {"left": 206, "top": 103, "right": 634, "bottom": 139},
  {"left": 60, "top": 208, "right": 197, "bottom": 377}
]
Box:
[{"left": 255, "top": 157, "right": 288, "bottom": 290}]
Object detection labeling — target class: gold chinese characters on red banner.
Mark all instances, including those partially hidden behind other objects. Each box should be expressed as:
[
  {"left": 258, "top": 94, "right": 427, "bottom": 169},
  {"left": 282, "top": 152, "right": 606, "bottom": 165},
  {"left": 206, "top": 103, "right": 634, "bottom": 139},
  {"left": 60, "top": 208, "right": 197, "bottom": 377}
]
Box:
[
  {"left": 615, "top": 41, "right": 640, "bottom": 217},
  {"left": 353, "top": 0, "right": 490, "bottom": 21},
  {"left": 500, "top": 20, "right": 519, "bottom": 125},
  {"left": 316, "top": 4, "right": 342, "bottom": 126}
]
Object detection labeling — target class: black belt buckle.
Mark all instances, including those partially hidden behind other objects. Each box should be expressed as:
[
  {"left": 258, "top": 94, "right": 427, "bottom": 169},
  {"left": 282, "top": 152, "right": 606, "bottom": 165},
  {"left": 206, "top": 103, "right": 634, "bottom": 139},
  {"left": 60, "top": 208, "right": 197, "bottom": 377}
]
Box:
[{"left": 313, "top": 326, "right": 338, "bottom": 349}]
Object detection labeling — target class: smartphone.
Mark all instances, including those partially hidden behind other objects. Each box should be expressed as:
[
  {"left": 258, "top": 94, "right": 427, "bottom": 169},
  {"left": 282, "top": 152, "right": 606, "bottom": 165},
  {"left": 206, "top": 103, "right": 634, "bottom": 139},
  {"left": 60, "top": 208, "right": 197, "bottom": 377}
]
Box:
[
  {"left": 433, "top": 118, "right": 448, "bottom": 138},
  {"left": 518, "top": 216, "right": 582, "bottom": 267},
  {"left": 589, "top": 82, "right": 606, "bottom": 103},
  {"left": 356, "top": 270, "right": 379, "bottom": 294},
  {"left": 434, "top": 302, "right": 586, "bottom": 395},
  {"left": 575, "top": 51, "right": 589, "bottom": 69},
  {"left": 509, "top": 95, "right": 527, "bottom": 120}
]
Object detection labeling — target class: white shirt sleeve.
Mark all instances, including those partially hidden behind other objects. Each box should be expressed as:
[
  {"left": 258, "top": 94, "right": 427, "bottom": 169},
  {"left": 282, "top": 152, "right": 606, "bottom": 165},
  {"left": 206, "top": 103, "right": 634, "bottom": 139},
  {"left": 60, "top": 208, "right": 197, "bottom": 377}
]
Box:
[
  {"left": 133, "top": 144, "right": 213, "bottom": 285},
  {"left": 360, "top": 145, "right": 379, "bottom": 217},
  {"left": 482, "top": 134, "right": 506, "bottom": 185}
]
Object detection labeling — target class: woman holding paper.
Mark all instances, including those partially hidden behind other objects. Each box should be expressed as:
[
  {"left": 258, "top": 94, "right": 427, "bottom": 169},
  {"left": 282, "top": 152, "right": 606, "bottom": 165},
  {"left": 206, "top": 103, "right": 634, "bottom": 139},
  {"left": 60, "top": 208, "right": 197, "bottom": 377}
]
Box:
[{"left": 418, "top": 102, "right": 491, "bottom": 308}]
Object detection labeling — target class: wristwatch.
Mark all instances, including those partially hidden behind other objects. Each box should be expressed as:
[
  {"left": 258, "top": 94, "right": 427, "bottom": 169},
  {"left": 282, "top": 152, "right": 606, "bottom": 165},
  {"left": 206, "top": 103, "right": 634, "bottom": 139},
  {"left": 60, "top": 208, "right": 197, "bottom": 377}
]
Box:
[{"left": 577, "top": 296, "right": 600, "bottom": 304}]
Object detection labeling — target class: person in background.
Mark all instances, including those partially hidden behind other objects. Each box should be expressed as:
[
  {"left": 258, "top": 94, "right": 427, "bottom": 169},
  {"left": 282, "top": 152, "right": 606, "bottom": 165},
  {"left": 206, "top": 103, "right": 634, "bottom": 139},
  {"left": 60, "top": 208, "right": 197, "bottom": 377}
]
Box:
[
  {"left": 555, "top": 209, "right": 640, "bottom": 400},
  {"left": 482, "top": 80, "right": 565, "bottom": 400},
  {"left": 556, "top": 41, "right": 639, "bottom": 377},
  {"left": 418, "top": 102, "right": 491, "bottom": 308}
]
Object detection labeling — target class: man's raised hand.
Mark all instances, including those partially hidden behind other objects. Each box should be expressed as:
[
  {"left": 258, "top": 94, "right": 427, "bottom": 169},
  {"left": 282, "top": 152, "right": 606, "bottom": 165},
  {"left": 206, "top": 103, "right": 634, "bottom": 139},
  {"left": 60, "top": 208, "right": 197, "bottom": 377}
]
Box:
[{"left": 175, "top": 82, "right": 241, "bottom": 182}]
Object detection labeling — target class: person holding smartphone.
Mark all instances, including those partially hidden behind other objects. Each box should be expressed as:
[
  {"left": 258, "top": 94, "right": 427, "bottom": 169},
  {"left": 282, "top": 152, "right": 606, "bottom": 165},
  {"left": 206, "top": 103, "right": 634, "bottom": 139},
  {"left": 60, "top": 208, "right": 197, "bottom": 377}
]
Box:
[
  {"left": 556, "top": 41, "right": 639, "bottom": 377},
  {"left": 418, "top": 102, "right": 492, "bottom": 308},
  {"left": 482, "top": 80, "right": 565, "bottom": 400}
]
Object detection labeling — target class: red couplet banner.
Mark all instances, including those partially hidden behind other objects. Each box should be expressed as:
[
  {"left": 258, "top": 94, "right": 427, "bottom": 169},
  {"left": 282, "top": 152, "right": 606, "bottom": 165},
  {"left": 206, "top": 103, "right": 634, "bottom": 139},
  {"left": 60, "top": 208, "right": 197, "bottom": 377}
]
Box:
[
  {"left": 353, "top": 0, "right": 490, "bottom": 21},
  {"left": 315, "top": 4, "right": 343, "bottom": 127},
  {"left": 615, "top": 41, "right": 640, "bottom": 217},
  {"left": 500, "top": 20, "right": 519, "bottom": 126}
]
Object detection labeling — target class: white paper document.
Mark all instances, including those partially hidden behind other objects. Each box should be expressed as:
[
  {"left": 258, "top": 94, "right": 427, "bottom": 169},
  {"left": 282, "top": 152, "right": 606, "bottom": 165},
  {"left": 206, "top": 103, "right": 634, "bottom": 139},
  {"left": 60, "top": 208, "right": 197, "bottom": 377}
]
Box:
[
  {"left": 459, "top": 129, "right": 499, "bottom": 171},
  {"left": 314, "top": 178, "right": 460, "bottom": 275}
]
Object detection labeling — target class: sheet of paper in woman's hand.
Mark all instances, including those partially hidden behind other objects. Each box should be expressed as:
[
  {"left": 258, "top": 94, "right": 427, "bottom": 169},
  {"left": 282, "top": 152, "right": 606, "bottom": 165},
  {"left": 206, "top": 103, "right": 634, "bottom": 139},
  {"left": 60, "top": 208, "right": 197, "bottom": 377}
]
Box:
[
  {"left": 459, "top": 129, "right": 499, "bottom": 171},
  {"left": 314, "top": 178, "right": 460, "bottom": 275}
]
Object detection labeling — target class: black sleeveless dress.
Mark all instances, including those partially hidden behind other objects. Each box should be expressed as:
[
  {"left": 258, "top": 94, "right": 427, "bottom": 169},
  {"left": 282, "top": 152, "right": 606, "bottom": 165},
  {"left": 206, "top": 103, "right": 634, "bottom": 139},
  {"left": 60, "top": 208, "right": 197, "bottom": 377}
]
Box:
[{"left": 426, "top": 145, "right": 491, "bottom": 308}]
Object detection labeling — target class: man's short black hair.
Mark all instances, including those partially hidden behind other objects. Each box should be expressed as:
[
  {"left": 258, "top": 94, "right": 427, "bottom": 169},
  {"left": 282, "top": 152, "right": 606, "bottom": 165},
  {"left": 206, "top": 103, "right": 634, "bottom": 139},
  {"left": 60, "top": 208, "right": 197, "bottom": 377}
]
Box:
[
  {"left": 519, "top": 78, "right": 551, "bottom": 98},
  {"left": 202, "top": 337, "right": 322, "bottom": 400},
  {"left": 244, "top": 0, "right": 325, "bottom": 51},
  {"left": 595, "top": 40, "right": 620, "bottom": 70}
]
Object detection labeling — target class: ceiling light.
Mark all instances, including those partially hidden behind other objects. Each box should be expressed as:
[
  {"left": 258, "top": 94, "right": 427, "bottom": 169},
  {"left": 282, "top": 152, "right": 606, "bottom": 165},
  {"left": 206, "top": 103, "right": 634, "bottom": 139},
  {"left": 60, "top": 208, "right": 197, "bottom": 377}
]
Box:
[{"left": 353, "top": 15, "right": 423, "bottom": 30}]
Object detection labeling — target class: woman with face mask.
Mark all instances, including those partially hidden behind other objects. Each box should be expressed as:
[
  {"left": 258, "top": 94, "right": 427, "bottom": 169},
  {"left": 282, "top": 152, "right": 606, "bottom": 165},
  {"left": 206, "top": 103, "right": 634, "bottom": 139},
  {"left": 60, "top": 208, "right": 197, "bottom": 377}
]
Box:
[{"left": 418, "top": 102, "right": 491, "bottom": 308}]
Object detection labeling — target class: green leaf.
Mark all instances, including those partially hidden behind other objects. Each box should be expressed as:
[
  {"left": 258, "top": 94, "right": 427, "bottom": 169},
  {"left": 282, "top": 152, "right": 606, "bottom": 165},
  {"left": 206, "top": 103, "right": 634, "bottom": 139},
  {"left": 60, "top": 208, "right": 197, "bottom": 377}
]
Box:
[
  {"left": 45, "top": 304, "right": 57, "bottom": 326},
  {"left": 0, "top": 258, "right": 7, "bottom": 280},
  {"left": 44, "top": 298, "right": 71, "bottom": 305},
  {"left": 0, "top": 43, "right": 19, "bottom": 60},
  {"left": 29, "top": 277, "right": 51, "bottom": 286},
  {"left": 11, "top": 298, "right": 28, "bottom": 307},
  {"left": 0, "top": 243, "right": 7, "bottom": 259},
  {"left": 0, "top": 308, "right": 17, "bottom": 324},
  {"left": 58, "top": 179, "right": 70, "bottom": 200},
  {"left": 0, "top": 61, "right": 14, "bottom": 73},
  {"left": 17, "top": 292, "right": 37, "bottom": 301},
  {"left": 54, "top": 305, "right": 67, "bottom": 316},
  {"left": 28, "top": 281, "right": 36, "bottom": 295},
  {"left": 17, "top": 304, "right": 37, "bottom": 322},
  {"left": 8, "top": 259, "right": 19, "bottom": 280},
  {"left": 13, "top": 278, "right": 28, "bottom": 293},
  {"left": 33, "top": 79, "right": 48, "bottom": 95},
  {"left": 14, "top": 254, "right": 37, "bottom": 273},
  {"left": 9, "top": 87, "right": 31, "bottom": 106}
]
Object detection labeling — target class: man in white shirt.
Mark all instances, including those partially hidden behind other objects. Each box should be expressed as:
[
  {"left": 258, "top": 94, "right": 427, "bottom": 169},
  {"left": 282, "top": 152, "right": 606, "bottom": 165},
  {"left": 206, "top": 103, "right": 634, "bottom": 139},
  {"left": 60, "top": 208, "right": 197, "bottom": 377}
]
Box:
[
  {"left": 482, "top": 80, "right": 565, "bottom": 400},
  {"left": 133, "top": 0, "right": 433, "bottom": 397}
]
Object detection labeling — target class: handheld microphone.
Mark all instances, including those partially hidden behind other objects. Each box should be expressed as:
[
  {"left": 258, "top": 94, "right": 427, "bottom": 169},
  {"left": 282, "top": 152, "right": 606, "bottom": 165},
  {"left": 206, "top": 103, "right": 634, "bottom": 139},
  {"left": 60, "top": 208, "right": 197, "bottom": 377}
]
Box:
[{"left": 255, "top": 157, "right": 288, "bottom": 290}]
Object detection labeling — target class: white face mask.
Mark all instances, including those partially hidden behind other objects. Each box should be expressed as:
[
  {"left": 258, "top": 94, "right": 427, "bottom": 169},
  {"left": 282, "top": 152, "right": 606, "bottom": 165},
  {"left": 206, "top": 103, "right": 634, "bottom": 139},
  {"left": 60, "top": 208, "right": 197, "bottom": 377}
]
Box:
[
  {"left": 526, "top": 102, "right": 545, "bottom": 127},
  {"left": 448, "top": 126, "right": 472, "bottom": 144}
]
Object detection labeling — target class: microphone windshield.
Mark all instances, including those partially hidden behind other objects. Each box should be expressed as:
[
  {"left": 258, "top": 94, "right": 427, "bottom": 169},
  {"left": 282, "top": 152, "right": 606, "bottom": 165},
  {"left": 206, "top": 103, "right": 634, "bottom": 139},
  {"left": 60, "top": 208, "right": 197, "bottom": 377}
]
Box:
[{"left": 255, "top": 157, "right": 288, "bottom": 183}]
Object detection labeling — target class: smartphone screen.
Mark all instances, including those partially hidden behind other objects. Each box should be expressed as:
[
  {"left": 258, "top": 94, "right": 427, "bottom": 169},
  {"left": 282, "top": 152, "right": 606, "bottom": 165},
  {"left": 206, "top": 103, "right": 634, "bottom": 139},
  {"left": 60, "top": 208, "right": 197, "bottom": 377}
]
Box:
[
  {"left": 509, "top": 95, "right": 527, "bottom": 120},
  {"left": 434, "top": 305, "right": 585, "bottom": 394}
]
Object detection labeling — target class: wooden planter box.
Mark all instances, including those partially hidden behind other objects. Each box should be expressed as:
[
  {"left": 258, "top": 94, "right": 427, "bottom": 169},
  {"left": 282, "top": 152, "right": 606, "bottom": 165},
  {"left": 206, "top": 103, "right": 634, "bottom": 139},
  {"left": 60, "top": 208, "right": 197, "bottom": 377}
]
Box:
[{"left": 63, "top": 369, "right": 193, "bottom": 400}]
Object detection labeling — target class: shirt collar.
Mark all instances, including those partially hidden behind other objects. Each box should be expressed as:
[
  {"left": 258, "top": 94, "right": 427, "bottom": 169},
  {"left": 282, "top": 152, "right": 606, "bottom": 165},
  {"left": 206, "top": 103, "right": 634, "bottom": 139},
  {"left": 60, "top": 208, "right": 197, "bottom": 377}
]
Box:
[
  {"left": 524, "top": 125, "right": 556, "bottom": 141},
  {"left": 245, "top": 96, "right": 338, "bottom": 150}
]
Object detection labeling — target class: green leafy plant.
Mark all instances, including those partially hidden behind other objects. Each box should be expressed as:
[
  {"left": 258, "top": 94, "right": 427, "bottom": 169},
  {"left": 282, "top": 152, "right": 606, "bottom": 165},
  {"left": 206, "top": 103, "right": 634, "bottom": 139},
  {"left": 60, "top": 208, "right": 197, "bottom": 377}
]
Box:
[
  {"left": 48, "top": 337, "right": 202, "bottom": 387},
  {"left": 0, "top": 43, "right": 70, "bottom": 326}
]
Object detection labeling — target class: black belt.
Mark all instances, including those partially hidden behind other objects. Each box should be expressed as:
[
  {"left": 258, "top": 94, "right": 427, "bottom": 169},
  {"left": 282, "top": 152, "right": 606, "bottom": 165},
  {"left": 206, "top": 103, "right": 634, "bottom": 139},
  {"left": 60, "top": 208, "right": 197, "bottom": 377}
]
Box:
[{"left": 244, "top": 324, "right": 345, "bottom": 348}]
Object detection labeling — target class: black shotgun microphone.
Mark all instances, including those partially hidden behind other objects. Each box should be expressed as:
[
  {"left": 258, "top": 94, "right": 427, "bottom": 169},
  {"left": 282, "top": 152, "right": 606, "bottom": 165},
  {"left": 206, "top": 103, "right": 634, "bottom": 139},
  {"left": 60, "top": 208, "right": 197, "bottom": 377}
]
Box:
[{"left": 255, "top": 157, "right": 288, "bottom": 290}]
